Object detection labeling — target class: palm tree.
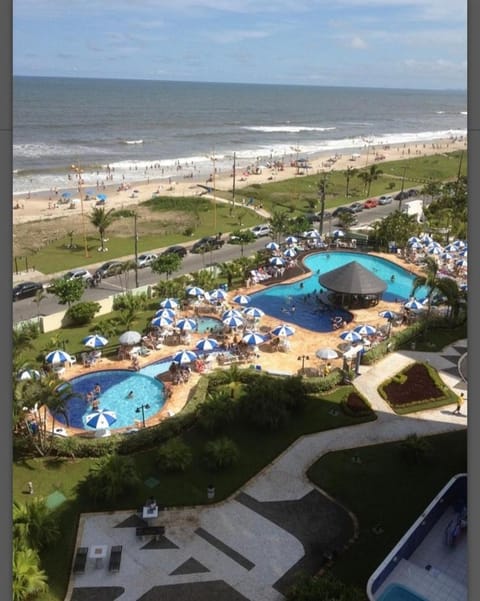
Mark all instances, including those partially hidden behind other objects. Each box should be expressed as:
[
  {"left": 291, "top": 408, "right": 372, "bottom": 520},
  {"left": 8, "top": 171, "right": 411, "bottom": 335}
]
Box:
[
  {"left": 13, "top": 499, "right": 60, "bottom": 551},
  {"left": 218, "top": 261, "right": 243, "bottom": 288},
  {"left": 366, "top": 164, "right": 383, "bottom": 195},
  {"left": 89, "top": 206, "right": 117, "bottom": 252},
  {"left": 12, "top": 545, "right": 48, "bottom": 601},
  {"left": 33, "top": 288, "right": 47, "bottom": 319},
  {"left": 344, "top": 166, "right": 358, "bottom": 198},
  {"left": 80, "top": 454, "right": 140, "bottom": 505},
  {"left": 269, "top": 210, "right": 290, "bottom": 243}
]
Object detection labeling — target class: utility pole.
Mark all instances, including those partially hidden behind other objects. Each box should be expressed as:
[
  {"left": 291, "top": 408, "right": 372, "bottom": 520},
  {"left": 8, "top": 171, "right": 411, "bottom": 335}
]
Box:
[
  {"left": 133, "top": 212, "right": 139, "bottom": 288},
  {"left": 398, "top": 166, "right": 407, "bottom": 211},
  {"left": 232, "top": 152, "right": 236, "bottom": 214},
  {"left": 318, "top": 174, "right": 327, "bottom": 236}
]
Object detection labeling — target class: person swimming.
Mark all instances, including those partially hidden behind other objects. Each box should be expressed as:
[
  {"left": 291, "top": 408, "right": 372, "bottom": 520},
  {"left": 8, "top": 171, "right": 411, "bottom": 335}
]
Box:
[{"left": 126, "top": 390, "right": 134, "bottom": 399}]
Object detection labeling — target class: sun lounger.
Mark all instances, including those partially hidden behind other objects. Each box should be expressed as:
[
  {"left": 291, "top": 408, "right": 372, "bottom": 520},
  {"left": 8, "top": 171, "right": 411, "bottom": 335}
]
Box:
[
  {"left": 108, "top": 545, "right": 123, "bottom": 572},
  {"left": 72, "top": 547, "right": 88, "bottom": 574}
]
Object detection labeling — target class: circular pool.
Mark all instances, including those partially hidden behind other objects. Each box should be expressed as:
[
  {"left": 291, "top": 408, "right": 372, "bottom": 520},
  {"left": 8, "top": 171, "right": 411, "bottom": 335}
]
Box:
[
  {"left": 55, "top": 370, "right": 166, "bottom": 430},
  {"left": 196, "top": 315, "right": 223, "bottom": 334}
]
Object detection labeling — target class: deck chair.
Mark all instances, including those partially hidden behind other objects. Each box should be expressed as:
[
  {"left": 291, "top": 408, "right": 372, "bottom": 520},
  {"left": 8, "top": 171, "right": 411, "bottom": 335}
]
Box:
[
  {"left": 72, "top": 547, "right": 88, "bottom": 574},
  {"left": 108, "top": 545, "right": 123, "bottom": 572}
]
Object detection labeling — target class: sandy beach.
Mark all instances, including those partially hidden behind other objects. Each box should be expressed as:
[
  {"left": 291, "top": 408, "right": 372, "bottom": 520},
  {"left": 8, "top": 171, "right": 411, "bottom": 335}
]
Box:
[{"left": 12, "top": 136, "right": 466, "bottom": 226}]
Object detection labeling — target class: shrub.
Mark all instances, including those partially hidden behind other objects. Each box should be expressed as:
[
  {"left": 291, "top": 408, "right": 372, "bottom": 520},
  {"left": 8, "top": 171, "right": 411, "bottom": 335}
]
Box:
[
  {"left": 341, "top": 391, "right": 374, "bottom": 417},
  {"left": 112, "top": 291, "right": 148, "bottom": 312},
  {"left": 196, "top": 392, "right": 238, "bottom": 434},
  {"left": 156, "top": 437, "right": 193, "bottom": 473},
  {"left": 65, "top": 301, "right": 101, "bottom": 325},
  {"left": 203, "top": 437, "right": 239, "bottom": 471}
]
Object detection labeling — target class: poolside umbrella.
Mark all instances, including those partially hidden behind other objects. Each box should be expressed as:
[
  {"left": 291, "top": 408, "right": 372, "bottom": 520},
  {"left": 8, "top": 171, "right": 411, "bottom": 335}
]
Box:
[
  {"left": 119, "top": 330, "right": 142, "bottom": 346},
  {"left": 428, "top": 246, "right": 442, "bottom": 256},
  {"left": 242, "top": 331, "right": 266, "bottom": 346},
  {"left": 353, "top": 324, "right": 377, "bottom": 337},
  {"left": 456, "top": 259, "right": 468, "bottom": 268},
  {"left": 332, "top": 230, "right": 345, "bottom": 238},
  {"left": 186, "top": 286, "right": 205, "bottom": 297},
  {"left": 85, "top": 409, "right": 117, "bottom": 430},
  {"left": 154, "top": 308, "right": 176, "bottom": 320},
  {"left": 452, "top": 239, "right": 466, "bottom": 249},
  {"left": 407, "top": 236, "right": 421, "bottom": 245},
  {"left": 410, "top": 242, "right": 423, "bottom": 250},
  {"left": 379, "top": 310, "right": 399, "bottom": 320},
  {"left": 82, "top": 334, "right": 108, "bottom": 348},
  {"left": 208, "top": 288, "right": 227, "bottom": 301},
  {"left": 315, "top": 348, "right": 338, "bottom": 361},
  {"left": 339, "top": 330, "right": 363, "bottom": 343},
  {"left": 404, "top": 299, "right": 425, "bottom": 311},
  {"left": 222, "top": 308, "right": 243, "bottom": 320},
  {"left": 441, "top": 252, "right": 453, "bottom": 261},
  {"left": 304, "top": 229, "right": 321, "bottom": 238},
  {"left": 458, "top": 249, "right": 467, "bottom": 257},
  {"left": 243, "top": 306, "right": 265, "bottom": 319},
  {"left": 283, "top": 248, "right": 297, "bottom": 258},
  {"left": 223, "top": 315, "right": 244, "bottom": 328},
  {"left": 265, "top": 241, "right": 279, "bottom": 251},
  {"left": 233, "top": 294, "right": 251, "bottom": 305},
  {"left": 151, "top": 315, "right": 174, "bottom": 328},
  {"left": 45, "top": 349, "right": 72, "bottom": 364},
  {"left": 173, "top": 349, "right": 197, "bottom": 364},
  {"left": 176, "top": 317, "right": 198, "bottom": 331},
  {"left": 269, "top": 256, "right": 285, "bottom": 267},
  {"left": 160, "top": 298, "right": 179, "bottom": 309},
  {"left": 285, "top": 236, "right": 298, "bottom": 245},
  {"left": 271, "top": 324, "right": 296, "bottom": 337},
  {"left": 195, "top": 337, "right": 219, "bottom": 352},
  {"left": 17, "top": 369, "right": 41, "bottom": 381}
]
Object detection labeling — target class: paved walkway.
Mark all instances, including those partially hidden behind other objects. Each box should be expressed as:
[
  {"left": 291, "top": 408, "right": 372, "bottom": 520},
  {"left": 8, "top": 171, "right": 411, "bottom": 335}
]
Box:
[{"left": 68, "top": 340, "right": 467, "bottom": 601}]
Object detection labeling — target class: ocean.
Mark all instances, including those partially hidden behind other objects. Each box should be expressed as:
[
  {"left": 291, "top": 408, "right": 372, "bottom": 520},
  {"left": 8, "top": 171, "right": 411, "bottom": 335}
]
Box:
[{"left": 13, "top": 76, "right": 467, "bottom": 196}]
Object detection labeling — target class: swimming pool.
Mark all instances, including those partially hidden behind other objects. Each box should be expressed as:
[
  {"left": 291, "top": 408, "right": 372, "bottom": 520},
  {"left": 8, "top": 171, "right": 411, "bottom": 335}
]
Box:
[
  {"left": 196, "top": 316, "right": 223, "bottom": 334},
  {"left": 250, "top": 252, "right": 428, "bottom": 332},
  {"left": 56, "top": 370, "right": 166, "bottom": 430},
  {"left": 378, "top": 583, "right": 429, "bottom": 601}
]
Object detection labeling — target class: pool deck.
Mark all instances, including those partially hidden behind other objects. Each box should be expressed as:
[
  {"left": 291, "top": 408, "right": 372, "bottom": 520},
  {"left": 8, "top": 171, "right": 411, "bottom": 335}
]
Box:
[{"left": 66, "top": 338, "right": 467, "bottom": 601}]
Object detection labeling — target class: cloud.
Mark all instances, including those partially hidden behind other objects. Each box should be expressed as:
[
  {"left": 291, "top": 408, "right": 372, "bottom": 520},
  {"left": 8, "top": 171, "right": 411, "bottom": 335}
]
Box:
[
  {"left": 350, "top": 36, "right": 367, "bottom": 49},
  {"left": 208, "top": 29, "right": 271, "bottom": 44}
]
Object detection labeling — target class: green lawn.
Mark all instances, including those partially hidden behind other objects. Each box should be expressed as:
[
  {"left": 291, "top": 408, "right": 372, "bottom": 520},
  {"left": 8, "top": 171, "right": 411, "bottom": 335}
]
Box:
[{"left": 307, "top": 429, "right": 467, "bottom": 589}]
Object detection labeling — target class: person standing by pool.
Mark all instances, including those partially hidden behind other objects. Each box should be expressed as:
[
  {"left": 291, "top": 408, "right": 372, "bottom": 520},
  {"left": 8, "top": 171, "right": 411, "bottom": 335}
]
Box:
[{"left": 454, "top": 392, "right": 465, "bottom": 414}]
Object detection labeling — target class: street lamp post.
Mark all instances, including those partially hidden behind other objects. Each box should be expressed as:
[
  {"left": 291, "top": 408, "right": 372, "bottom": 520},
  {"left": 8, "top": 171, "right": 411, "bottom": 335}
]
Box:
[
  {"left": 133, "top": 212, "right": 139, "bottom": 288},
  {"left": 208, "top": 151, "right": 217, "bottom": 234},
  {"left": 297, "top": 354, "right": 309, "bottom": 375},
  {"left": 135, "top": 403, "right": 150, "bottom": 428},
  {"left": 399, "top": 166, "right": 407, "bottom": 211},
  {"left": 71, "top": 164, "right": 89, "bottom": 258}
]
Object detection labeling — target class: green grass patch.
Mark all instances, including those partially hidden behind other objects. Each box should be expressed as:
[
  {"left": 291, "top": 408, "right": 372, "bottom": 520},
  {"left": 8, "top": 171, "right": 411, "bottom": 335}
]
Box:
[{"left": 307, "top": 429, "right": 467, "bottom": 589}]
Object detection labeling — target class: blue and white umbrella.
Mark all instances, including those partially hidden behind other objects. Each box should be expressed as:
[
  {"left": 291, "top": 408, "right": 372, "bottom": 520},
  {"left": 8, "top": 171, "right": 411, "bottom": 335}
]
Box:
[
  {"left": 271, "top": 324, "right": 296, "bottom": 337},
  {"left": 428, "top": 245, "right": 442, "bottom": 256},
  {"left": 303, "top": 229, "right": 321, "bottom": 239},
  {"left": 176, "top": 317, "right": 198, "bottom": 331},
  {"left": 96, "top": 193, "right": 107, "bottom": 202},
  {"left": 339, "top": 330, "right": 363, "bottom": 343},
  {"left": 265, "top": 241, "right": 279, "bottom": 251},
  {"left": 452, "top": 239, "right": 466, "bottom": 249},
  {"left": 173, "top": 349, "right": 197, "bottom": 364},
  {"left": 353, "top": 324, "right": 377, "bottom": 337},
  {"left": 160, "top": 298, "right": 179, "bottom": 309},
  {"left": 243, "top": 306, "right": 265, "bottom": 319},
  {"left": 269, "top": 256, "right": 285, "bottom": 266},
  {"left": 410, "top": 242, "right": 423, "bottom": 250},
  {"left": 222, "top": 315, "right": 244, "bottom": 328},
  {"left": 441, "top": 252, "right": 453, "bottom": 261},
  {"left": 82, "top": 334, "right": 108, "bottom": 348},
  {"left": 285, "top": 235, "right": 298, "bottom": 245},
  {"left": 45, "top": 349, "right": 72, "bottom": 364},
  {"left": 332, "top": 229, "right": 345, "bottom": 238},
  {"left": 283, "top": 248, "right": 297, "bottom": 258},
  {"left": 61, "top": 191, "right": 72, "bottom": 198},
  {"left": 17, "top": 369, "right": 41, "bottom": 381},
  {"left": 455, "top": 259, "right": 468, "bottom": 268},
  {"left": 420, "top": 234, "right": 433, "bottom": 244},
  {"left": 154, "top": 308, "right": 176, "bottom": 320},
  {"left": 208, "top": 288, "right": 227, "bottom": 301},
  {"left": 85, "top": 409, "right": 117, "bottom": 430},
  {"left": 233, "top": 294, "right": 251, "bottom": 305},
  {"left": 151, "top": 315, "right": 174, "bottom": 328},
  {"left": 186, "top": 286, "right": 205, "bottom": 297},
  {"left": 458, "top": 249, "right": 468, "bottom": 257},
  {"left": 242, "top": 331, "right": 266, "bottom": 346},
  {"left": 404, "top": 299, "right": 425, "bottom": 311},
  {"left": 379, "top": 310, "right": 399, "bottom": 320},
  {"left": 195, "top": 337, "right": 219, "bottom": 352},
  {"left": 407, "top": 236, "right": 421, "bottom": 245},
  {"left": 222, "top": 309, "right": 243, "bottom": 320}
]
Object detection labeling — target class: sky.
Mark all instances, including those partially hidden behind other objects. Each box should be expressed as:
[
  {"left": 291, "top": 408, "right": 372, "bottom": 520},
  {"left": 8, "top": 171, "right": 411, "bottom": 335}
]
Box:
[{"left": 13, "top": 0, "right": 467, "bottom": 90}]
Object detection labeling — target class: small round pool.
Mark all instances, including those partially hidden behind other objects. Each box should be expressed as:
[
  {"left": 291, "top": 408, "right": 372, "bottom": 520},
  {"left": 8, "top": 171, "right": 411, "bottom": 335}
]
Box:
[
  {"left": 197, "top": 316, "right": 223, "bottom": 334},
  {"left": 378, "top": 583, "right": 429, "bottom": 601},
  {"left": 56, "top": 370, "right": 166, "bottom": 430}
]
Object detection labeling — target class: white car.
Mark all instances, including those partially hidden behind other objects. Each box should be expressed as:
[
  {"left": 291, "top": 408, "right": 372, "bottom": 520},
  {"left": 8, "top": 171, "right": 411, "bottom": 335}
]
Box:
[
  {"left": 378, "top": 195, "right": 393, "bottom": 205},
  {"left": 251, "top": 224, "right": 271, "bottom": 237},
  {"left": 137, "top": 253, "right": 158, "bottom": 268},
  {"left": 63, "top": 268, "right": 93, "bottom": 282}
]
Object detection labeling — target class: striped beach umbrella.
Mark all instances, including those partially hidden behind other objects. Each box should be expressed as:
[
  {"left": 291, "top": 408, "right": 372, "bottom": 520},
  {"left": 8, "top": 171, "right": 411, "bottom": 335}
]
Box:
[
  {"left": 222, "top": 308, "right": 243, "bottom": 320},
  {"left": 407, "top": 236, "right": 421, "bottom": 245},
  {"left": 242, "top": 331, "right": 266, "bottom": 346},
  {"left": 233, "top": 294, "right": 251, "bottom": 305},
  {"left": 455, "top": 259, "right": 468, "bottom": 268},
  {"left": 379, "top": 310, "right": 399, "bottom": 320},
  {"left": 339, "top": 330, "right": 363, "bottom": 343},
  {"left": 404, "top": 299, "right": 425, "bottom": 311},
  {"left": 17, "top": 369, "right": 42, "bottom": 381},
  {"left": 222, "top": 315, "right": 244, "bottom": 328},
  {"left": 160, "top": 298, "right": 179, "bottom": 309},
  {"left": 243, "top": 306, "right": 265, "bottom": 319},
  {"left": 285, "top": 235, "right": 298, "bottom": 245},
  {"left": 283, "top": 248, "right": 297, "bottom": 258},
  {"left": 353, "top": 324, "right": 377, "bottom": 337},
  {"left": 85, "top": 409, "right": 117, "bottom": 430},
  {"left": 208, "top": 288, "right": 227, "bottom": 301},
  {"left": 82, "top": 334, "right": 108, "bottom": 348},
  {"left": 176, "top": 318, "right": 198, "bottom": 331},
  {"left": 271, "top": 324, "right": 295, "bottom": 337},
  {"left": 186, "top": 286, "right": 205, "bottom": 297},
  {"left": 332, "top": 229, "right": 345, "bottom": 238},
  {"left": 45, "top": 349, "right": 72, "bottom": 364},
  {"left": 265, "top": 241, "right": 279, "bottom": 251},
  {"left": 154, "top": 308, "right": 176, "bottom": 320},
  {"left": 173, "top": 349, "right": 197, "bottom": 364},
  {"left": 151, "top": 315, "right": 174, "bottom": 328},
  {"left": 303, "top": 229, "right": 321, "bottom": 238},
  {"left": 269, "top": 256, "right": 285, "bottom": 266},
  {"left": 195, "top": 338, "right": 219, "bottom": 352}
]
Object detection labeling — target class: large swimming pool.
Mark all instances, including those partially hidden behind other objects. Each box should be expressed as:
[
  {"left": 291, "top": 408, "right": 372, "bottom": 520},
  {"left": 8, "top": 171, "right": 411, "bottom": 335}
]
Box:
[
  {"left": 56, "top": 370, "right": 166, "bottom": 430},
  {"left": 250, "top": 252, "right": 428, "bottom": 332}
]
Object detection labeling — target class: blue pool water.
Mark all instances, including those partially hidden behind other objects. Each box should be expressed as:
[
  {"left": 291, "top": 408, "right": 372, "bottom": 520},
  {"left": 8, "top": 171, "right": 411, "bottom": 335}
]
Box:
[
  {"left": 250, "top": 252, "right": 428, "bottom": 332},
  {"left": 56, "top": 370, "right": 166, "bottom": 430},
  {"left": 197, "top": 316, "right": 223, "bottom": 334},
  {"left": 378, "top": 583, "right": 429, "bottom": 601}
]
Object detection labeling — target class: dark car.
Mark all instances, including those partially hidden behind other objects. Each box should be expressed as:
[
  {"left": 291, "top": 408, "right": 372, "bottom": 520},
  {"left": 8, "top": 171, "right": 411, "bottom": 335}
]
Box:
[
  {"left": 161, "top": 245, "right": 188, "bottom": 258},
  {"left": 407, "top": 188, "right": 419, "bottom": 197},
  {"left": 94, "top": 261, "right": 125, "bottom": 279},
  {"left": 13, "top": 281, "right": 44, "bottom": 301},
  {"left": 394, "top": 191, "right": 409, "bottom": 200},
  {"left": 191, "top": 236, "right": 225, "bottom": 253},
  {"left": 332, "top": 206, "right": 355, "bottom": 217}
]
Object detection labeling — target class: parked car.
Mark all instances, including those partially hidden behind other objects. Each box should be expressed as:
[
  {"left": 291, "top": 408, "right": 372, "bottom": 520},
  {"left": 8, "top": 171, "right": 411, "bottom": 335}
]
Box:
[
  {"left": 161, "top": 246, "right": 188, "bottom": 258},
  {"left": 378, "top": 195, "right": 393, "bottom": 205},
  {"left": 13, "top": 281, "right": 44, "bottom": 302},
  {"left": 63, "top": 268, "right": 93, "bottom": 282},
  {"left": 94, "top": 260, "right": 125, "bottom": 279},
  {"left": 394, "top": 191, "right": 409, "bottom": 201},
  {"left": 363, "top": 198, "right": 379, "bottom": 209},
  {"left": 250, "top": 224, "right": 271, "bottom": 237},
  {"left": 407, "top": 188, "right": 419, "bottom": 197},
  {"left": 191, "top": 236, "right": 225, "bottom": 253},
  {"left": 137, "top": 253, "right": 158, "bottom": 268},
  {"left": 349, "top": 202, "right": 364, "bottom": 212},
  {"left": 332, "top": 206, "right": 355, "bottom": 217}
]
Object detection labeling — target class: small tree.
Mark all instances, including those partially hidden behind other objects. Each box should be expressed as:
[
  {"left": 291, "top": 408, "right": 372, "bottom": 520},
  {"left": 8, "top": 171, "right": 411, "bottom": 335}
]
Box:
[
  {"left": 155, "top": 438, "right": 193, "bottom": 472},
  {"left": 203, "top": 437, "right": 239, "bottom": 471},
  {"left": 65, "top": 301, "right": 101, "bottom": 325},
  {"left": 89, "top": 206, "right": 118, "bottom": 252},
  {"left": 49, "top": 277, "right": 85, "bottom": 307},
  {"left": 151, "top": 253, "right": 183, "bottom": 280}
]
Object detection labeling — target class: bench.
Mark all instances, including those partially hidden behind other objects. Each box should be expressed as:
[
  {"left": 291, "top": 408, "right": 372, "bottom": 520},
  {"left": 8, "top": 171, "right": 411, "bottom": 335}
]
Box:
[
  {"left": 72, "top": 547, "right": 88, "bottom": 574},
  {"left": 135, "top": 525, "right": 165, "bottom": 540},
  {"left": 108, "top": 545, "right": 123, "bottom": 572}
]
